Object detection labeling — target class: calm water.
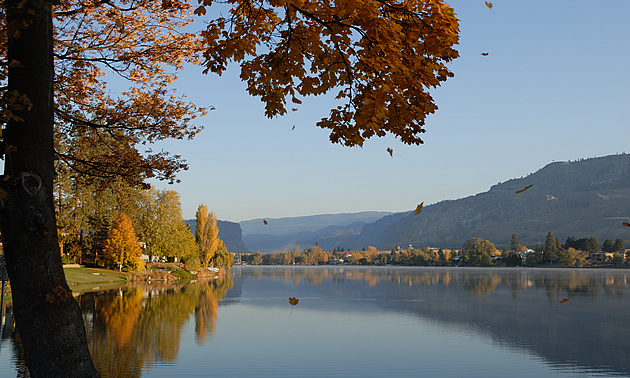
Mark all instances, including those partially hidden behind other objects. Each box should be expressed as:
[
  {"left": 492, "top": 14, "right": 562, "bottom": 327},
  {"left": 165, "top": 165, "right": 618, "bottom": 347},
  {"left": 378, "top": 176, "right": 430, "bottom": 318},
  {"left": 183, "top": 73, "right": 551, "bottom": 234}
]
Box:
[{"left": 1, "top": 266, "right": 630, "bottom": 377}]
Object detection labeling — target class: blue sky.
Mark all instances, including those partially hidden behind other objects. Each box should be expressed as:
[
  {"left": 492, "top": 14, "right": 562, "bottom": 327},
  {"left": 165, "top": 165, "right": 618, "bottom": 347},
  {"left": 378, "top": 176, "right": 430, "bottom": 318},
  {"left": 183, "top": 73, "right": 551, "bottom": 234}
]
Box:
[{"left": 149, "top": 1, "right": 630, "bottom": 222}]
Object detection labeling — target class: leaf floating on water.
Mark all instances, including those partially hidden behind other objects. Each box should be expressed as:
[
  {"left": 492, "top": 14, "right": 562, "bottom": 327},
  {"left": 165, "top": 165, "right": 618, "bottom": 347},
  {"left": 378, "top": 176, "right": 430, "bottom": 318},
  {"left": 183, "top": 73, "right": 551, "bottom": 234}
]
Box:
[
  {"left": 263, "top": 219, "right": 268, "bottom": 225},
  {"left": 210, "top": 106, "right": 216, "bottom": 111},
  {"left": 485, "top": 1, "right": 495, "bottom": 13},
  {"left": 387, "top": 147, "right": 393, "bottom": 157},
  {"left": 515, "top": 184, "right": 533, "bottom": 194},
  {"left": 414, "top": 202, "right": 424, "bottom": 216},
  {"left": 623, "top": 222, "right": 630, "bottom": 227},
  {"left": 315, "top": 242, "right": 318, "bottom": 245},
  {"left": 560, "top": 296, "right": 570, "bottom": 304},
  {"left": 481, "top": 52, "right": 489, "bottom": 56},
  {"left": 291, "top": 125, "right": 295, "bottom": 130}
]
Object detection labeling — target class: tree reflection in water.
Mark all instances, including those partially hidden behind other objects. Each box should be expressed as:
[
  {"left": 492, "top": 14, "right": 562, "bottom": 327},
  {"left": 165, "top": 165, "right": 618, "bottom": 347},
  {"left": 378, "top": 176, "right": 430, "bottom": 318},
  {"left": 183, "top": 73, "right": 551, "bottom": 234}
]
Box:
[{"left": 78, "top": 275, "right": 233, "bottom": 378}]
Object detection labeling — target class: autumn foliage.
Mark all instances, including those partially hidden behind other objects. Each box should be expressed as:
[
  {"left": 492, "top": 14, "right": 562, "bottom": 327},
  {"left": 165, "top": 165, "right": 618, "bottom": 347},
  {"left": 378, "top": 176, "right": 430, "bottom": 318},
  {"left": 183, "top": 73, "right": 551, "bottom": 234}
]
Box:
[
  {"left": 199, "top": 0, "right": 459, "bottom": 146},
  {"left": 103, "top": 213, "right": 144, "bottom": 271},
  {"left": 195, "top": 205, "right": 220, "bottom": 267}
]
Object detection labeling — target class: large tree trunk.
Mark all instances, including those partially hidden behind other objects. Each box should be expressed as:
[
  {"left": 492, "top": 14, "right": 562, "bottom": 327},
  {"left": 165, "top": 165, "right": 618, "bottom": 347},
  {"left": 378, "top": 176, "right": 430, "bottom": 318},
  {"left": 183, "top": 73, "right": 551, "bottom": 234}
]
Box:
[{"left": 1, "top": 0, "right": 100, "bottom": 376}]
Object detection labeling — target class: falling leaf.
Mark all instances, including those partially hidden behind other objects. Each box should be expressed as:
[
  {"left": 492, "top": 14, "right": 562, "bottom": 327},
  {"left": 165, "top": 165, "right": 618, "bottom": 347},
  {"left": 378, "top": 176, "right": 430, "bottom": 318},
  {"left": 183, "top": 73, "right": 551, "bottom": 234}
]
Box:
[
  {"left": 292, "top": 108, "right": 298, "bottom": 112},
  {"left": 193, "top": 5, "right": 206, "bottom": 15},
  {"left": 485, "top": 2, "right": 492, "bottom": 9},
  {"left": 623, "top": 222, "right": 630, "bottom": 227},
  {"left": 387, "top": 147, "right": 393, "bottom": 157},
  {"left": 263, "top": 219, "right": 268, "bottom": 225},
  {"left": 291, "top": 125, "right": 295, "bottom": 130},
  {"left": 315, "top": 242, "right": 318, "bottom": 245},
  {"left": 210, "top": 106, "right": 216, "bottom": 111},
  {"left": 481, "top": 52, "right": 489, "bottom": 56},
  {"left": 560, "top": 296, "right": 570, "bottom": 304},
  {"left": 515, "top": 184, "right": 533, "bottom": 194},
  {"left": 414, "top": 202, "right": 424, "bottom": 216}
]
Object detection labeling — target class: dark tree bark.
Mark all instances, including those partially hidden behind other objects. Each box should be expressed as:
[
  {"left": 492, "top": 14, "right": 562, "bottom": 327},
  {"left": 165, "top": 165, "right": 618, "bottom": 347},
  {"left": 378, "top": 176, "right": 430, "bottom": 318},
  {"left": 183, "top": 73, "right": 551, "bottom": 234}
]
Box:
[{"left": 1, "top": 0, "right": 100, "bottom": 376}]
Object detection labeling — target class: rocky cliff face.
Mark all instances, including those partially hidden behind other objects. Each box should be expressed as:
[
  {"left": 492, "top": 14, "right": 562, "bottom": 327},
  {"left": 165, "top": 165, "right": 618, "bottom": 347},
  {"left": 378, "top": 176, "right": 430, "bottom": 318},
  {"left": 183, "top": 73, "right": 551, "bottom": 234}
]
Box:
[
  {"left": 186, "top": 219, "right": 250, "bottom": 253},
  {"left": 378, "top": 154, "right": 630, "bottom": 249}
]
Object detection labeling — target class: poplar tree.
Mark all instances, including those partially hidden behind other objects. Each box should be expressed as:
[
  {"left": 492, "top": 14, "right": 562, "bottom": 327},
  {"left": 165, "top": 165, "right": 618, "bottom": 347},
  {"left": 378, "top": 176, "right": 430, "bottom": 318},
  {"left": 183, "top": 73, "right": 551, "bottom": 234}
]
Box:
[
  {"left": 195, "top": 205, "right": 220, "bottom": 267},
  {"left": 0, "top": 0, "right": 459, "bottom": 375}
]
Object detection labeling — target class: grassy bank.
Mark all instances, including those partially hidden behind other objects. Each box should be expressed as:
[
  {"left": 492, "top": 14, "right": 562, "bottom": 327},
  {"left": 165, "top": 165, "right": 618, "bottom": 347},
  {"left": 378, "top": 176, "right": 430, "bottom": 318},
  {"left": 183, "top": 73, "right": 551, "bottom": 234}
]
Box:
[
  {"left": 63, "top": 267, "right": 130, "bottom": 294},
  {"left": 63, "top": 267, "right": 129, "bottom": 284}
]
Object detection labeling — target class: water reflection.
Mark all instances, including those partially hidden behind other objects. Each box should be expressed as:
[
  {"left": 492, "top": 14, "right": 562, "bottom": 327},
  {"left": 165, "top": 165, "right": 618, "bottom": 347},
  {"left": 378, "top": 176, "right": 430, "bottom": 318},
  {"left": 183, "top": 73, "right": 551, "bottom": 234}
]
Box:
[
  {"left": 1, "top": 267, "right": 629, "bottom": 377},
  {"left": 233, "top": 265, "right": 629, "bottom": 300},
  {"left": 80, "top": 276, "right": 233, "bottom": 377}
]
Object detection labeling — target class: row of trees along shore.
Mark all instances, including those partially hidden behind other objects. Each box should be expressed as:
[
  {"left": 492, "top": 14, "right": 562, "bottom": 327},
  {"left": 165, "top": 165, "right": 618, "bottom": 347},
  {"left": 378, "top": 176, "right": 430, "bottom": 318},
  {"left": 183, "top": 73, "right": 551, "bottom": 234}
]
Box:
[
  {"left": 238, "top": 232, "right": 627, "bottom": 268},
  {"left": 57, "top": 181, "right": 233, "bottom": 273},
  {"left": 0, "top": 0, "right": 461, "bottom": 374}
]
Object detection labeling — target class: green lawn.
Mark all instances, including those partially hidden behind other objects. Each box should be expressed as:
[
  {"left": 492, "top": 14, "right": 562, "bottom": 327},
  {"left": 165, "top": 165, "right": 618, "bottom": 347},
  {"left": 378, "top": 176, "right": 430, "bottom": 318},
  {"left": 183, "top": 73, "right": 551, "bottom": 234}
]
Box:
[{"left": 63, "top": 267, "right": 128, "bottom": 284}]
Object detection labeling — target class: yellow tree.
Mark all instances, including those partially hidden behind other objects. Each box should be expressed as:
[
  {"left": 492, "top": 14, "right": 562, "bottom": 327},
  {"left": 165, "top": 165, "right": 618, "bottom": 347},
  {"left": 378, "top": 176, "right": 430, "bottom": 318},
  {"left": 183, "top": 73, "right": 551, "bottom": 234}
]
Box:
[
  {"left": 195, "top": 204, "right": 220, "bottom": 267},
  {"left": 103, "top": 213, "right": 145, "bottom": 272},
  {"left": 0, "top": 0, "right": 459, "bottom": 374},
  {"left": 209, "top": 240, "right": 234, "bottom": 270}
]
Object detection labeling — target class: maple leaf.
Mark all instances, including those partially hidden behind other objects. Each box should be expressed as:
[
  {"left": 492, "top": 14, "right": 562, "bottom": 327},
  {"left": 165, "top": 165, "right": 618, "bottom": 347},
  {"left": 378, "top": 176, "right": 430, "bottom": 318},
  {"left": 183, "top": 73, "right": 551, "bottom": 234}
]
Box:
[
  {"left": 289, "top": 297, "right": 299, "bottom": 306},
  {"left": 560, "top": 296, "right": 570, "bottom": 304},
  {"left": 201, "top": 0, "right": 459, "bottom": 147},
  {"left": 414, "top": 202, "right": 424, "bottom": 216},
  {"left": 485, "top": 2, "right": 495, "bottom": 13},
  {"left": 515, "top": 184, "right": 533, "bottom": 194},
  {"left": 387, "top": 147, "right": 393, "bottom": 157}
]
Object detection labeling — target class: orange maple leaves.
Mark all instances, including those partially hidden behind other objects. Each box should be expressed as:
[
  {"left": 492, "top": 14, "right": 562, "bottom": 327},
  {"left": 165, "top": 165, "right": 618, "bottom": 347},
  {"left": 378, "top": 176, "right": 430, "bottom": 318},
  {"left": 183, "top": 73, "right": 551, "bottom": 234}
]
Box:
[{"left": 199, "top": 0, "right": 459, "bottom": 147}]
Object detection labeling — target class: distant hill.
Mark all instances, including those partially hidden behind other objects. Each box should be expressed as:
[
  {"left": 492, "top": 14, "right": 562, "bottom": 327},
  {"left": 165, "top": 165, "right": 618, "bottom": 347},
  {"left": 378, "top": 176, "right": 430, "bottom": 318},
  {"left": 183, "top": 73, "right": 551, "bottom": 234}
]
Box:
[
  {"left": 190, "top": 155, "right": 630, "bottom": 253},
  {"left": 185, "top": 219, "right": 249, "bottom": 253},
  {"left": 374, "top": 154, "right": 630, "bottom": 249},
  {"left": 239, "top": 211, "right": 392, "bottom": 236},
  {"left": 240, "top": 212, "right": 392, "bottom": 253}
]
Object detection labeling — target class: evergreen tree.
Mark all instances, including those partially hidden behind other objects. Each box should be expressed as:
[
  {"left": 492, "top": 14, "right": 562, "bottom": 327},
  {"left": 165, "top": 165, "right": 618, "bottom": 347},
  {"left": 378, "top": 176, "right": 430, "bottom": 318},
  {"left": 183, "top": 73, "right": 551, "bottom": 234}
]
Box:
[
  {"left": 602, "top": 239, "right": 615, "bottom": 253},
  {"left": 543, "top": 232, "right": 558, "bottom": 262},
  {"left": 588, "top": 237, "right": 600, "bottom": 253},
  {"left": 510, "top": 234, "right": 520, "bottom": 253},
  {"left": 613, "top": 238, "right": 625, "bottom": 253}
]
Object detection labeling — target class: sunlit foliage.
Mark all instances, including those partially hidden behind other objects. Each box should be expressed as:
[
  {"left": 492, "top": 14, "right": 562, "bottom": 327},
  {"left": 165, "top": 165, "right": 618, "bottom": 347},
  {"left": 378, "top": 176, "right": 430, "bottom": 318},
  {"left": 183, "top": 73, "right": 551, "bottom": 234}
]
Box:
[
  {"left": 199, "top": 0, "right": 459, "bottom": 147},
  {"left": 195, "top": 205, "right": 220, "bottom": 267},
  {"left": 103, "top": 213, "right": 145, "bottom": 271}
]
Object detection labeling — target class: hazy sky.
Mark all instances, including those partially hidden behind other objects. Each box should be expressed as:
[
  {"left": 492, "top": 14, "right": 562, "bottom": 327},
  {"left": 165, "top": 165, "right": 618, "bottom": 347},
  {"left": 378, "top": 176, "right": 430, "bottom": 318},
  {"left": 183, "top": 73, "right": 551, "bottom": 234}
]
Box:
[{"left": 149, "top": 1, "right": 630, "bottom": 222}]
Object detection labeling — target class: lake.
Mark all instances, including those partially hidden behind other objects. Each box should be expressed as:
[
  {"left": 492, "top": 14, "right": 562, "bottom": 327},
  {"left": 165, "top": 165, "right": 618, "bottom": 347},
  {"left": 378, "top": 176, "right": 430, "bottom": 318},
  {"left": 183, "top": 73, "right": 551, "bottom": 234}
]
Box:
[{"left": 1, "top": 266, "right": 630, "bottom": 377}]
